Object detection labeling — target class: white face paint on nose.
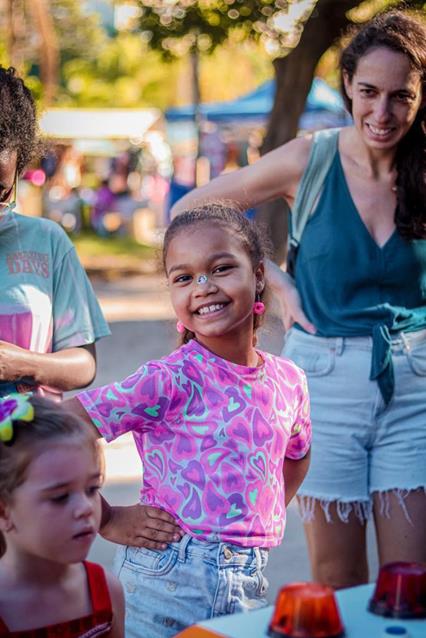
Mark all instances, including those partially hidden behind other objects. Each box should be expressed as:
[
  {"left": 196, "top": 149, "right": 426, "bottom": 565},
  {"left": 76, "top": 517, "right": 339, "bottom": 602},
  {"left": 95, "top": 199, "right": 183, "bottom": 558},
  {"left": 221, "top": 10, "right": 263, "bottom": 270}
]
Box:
[{"left": 197, "top": 274, "right": 208, "bottom": 285}]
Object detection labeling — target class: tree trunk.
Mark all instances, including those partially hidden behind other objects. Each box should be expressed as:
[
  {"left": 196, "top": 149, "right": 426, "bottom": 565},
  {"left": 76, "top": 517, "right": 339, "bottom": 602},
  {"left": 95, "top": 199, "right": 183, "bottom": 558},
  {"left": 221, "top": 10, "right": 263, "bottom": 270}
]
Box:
[
  {"left": 190, "top": 47, "right": 203, "bottom": 184},
  {"left": 27, "top": 0, "right": 59, "bottom": 105},
  {"left": 5, "top": 0, "right": 26, "bottom": 69},
  {"left": 258, "top": 0, "right": 360, "bottom": 263}
]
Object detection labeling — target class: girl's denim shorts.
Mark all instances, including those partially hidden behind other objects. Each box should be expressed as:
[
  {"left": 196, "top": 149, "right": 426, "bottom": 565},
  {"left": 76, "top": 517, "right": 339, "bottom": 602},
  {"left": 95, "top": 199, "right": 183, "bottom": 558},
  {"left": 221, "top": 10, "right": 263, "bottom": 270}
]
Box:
[
  {"left": 282, "top": 328, "right": 426, "bottom": 524},
  {"left": 113, "top": 534, "right": 269, "bottom": 638}
]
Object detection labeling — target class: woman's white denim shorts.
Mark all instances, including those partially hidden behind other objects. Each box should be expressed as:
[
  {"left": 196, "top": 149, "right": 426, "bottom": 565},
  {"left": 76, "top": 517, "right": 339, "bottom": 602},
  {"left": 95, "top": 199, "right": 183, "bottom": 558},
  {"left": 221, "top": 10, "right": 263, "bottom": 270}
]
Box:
[
  {"left": 113, "top": 534, "right": 269, "bottom": 638},
  {"left": 282, "top": 328, "right": 426, "bottom": 524}
]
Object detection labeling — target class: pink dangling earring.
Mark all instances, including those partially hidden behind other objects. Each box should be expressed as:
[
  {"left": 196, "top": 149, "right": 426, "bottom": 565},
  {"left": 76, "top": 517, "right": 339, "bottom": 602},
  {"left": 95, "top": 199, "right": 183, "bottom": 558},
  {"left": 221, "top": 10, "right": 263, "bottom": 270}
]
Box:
[
  {"left": 253, "top": 295, "right": 265, "bottom": 315},
  {"left": 176, "top": 321, "right": 186, "bottom": 334}
]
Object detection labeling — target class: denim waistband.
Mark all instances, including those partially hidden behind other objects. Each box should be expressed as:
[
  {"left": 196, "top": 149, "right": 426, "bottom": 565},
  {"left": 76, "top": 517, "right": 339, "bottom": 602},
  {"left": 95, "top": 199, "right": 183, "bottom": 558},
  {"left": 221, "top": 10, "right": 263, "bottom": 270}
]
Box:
[
  {"left": 291, "top": 327, "right": 426, "bottom": 406},
  {"left": 171, "top": 534, "right": 268, "bottom": 569},
  {"left": 290, "top": 327, "right": 426, "bottom": 351}
]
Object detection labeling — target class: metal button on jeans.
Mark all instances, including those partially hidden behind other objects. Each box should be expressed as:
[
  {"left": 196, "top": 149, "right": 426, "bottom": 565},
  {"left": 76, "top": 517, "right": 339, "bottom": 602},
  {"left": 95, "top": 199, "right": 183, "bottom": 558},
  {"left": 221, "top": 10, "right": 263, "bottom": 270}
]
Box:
[{"left": 223, "top": 547, "right": 233, "bottom": 560}]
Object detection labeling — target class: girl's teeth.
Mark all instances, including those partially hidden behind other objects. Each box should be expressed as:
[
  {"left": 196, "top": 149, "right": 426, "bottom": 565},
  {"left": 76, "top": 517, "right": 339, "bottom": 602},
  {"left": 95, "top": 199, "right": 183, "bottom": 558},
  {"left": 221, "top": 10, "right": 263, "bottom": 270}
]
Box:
[{"left": 198, "top": 304, "right": 224, "bottom": 315}]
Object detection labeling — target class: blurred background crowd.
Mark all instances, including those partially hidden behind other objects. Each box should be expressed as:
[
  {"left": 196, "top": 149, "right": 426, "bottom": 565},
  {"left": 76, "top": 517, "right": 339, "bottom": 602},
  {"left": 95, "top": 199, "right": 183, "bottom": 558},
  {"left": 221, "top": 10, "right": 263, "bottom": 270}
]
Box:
[{"left": 1, "top": 0, "right": 424, "bottom": 259}]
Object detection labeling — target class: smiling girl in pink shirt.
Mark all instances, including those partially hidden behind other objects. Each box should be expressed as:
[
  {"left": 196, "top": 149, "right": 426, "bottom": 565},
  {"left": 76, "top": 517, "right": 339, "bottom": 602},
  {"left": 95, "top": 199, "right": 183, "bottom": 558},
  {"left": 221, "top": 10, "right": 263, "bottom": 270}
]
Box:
[{"left": 69, "top": 204, "right": 311, "bottom": 638}]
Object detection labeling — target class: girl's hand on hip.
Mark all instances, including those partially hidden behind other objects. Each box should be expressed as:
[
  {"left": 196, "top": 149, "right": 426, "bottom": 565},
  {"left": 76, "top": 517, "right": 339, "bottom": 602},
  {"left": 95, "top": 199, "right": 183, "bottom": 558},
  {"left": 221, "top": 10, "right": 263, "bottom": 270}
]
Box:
[{"left": 100, "top": 503, "right": 185, "bottom": 550}]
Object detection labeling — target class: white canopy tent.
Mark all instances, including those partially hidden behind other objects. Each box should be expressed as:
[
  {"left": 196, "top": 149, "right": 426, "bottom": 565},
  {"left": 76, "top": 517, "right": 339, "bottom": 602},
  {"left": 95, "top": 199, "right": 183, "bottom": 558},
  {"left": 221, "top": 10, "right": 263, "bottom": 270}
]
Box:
[{"left": 39, "top": 108, "right": 162, "bottom": 140}]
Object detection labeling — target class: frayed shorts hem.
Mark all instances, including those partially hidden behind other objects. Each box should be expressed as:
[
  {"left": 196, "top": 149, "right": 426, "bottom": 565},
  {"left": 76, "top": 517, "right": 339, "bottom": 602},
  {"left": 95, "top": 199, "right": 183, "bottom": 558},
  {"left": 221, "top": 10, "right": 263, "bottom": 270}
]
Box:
[
  {"left": 298, "top": 486, "right": 426, "bottom": 525},
  {"left": 282, "top": 328, "right": 426, "bottom": 519}
]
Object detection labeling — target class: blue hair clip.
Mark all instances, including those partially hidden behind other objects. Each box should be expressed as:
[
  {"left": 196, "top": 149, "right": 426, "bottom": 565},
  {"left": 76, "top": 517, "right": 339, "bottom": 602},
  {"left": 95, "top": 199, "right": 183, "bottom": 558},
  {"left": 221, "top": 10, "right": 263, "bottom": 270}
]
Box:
[{"left": 0, "top": 394, "right": 34, "bottom": 443}]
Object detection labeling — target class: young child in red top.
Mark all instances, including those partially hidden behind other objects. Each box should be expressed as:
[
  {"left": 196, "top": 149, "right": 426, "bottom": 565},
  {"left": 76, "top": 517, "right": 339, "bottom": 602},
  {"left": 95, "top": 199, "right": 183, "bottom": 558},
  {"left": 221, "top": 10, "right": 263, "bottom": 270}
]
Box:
[{"left": 0, "top": 395, "right": 124, "bottom": 637}]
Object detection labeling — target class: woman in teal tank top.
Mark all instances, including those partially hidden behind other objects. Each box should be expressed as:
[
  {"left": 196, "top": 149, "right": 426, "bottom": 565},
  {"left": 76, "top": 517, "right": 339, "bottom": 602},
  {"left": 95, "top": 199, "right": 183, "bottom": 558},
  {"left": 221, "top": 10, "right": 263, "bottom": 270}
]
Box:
[{"left": 170, "top": 11, "right": 426, "bottom": 590}]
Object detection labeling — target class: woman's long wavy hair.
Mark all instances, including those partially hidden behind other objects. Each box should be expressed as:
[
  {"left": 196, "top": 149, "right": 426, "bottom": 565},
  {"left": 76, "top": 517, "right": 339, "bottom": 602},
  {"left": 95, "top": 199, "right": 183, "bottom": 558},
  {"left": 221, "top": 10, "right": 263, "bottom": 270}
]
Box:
[
  {"left": 340, "top": 10, "right": 426, "bottom": 239},
  {"left": 163, "top": 204, "right": 270, "bottom": 346}
]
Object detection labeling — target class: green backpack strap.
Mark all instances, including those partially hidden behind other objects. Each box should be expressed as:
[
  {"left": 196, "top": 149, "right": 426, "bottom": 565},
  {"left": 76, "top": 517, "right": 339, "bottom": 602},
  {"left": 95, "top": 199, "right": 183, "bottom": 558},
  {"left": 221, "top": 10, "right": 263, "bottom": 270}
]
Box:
[{"left": 287, "top": 128, "right": 340, "bottom": 273}]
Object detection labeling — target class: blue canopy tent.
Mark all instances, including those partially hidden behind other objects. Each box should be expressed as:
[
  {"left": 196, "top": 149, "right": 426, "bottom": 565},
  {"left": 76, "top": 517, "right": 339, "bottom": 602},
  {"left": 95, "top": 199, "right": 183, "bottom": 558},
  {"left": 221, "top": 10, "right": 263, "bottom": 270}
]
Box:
[
  {"left": 164, "top": 78, "right": 350, "bottom": 218},
  {"left": 165, "top": 77, "right": 350, "bottom": 127}
]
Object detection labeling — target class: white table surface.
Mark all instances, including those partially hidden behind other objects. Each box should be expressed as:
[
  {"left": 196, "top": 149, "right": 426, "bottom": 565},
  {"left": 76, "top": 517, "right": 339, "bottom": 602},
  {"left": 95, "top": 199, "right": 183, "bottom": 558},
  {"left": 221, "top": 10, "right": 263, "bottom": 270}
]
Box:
[{"left": 196, "top": 584, "right": 426, "bottom": 637}]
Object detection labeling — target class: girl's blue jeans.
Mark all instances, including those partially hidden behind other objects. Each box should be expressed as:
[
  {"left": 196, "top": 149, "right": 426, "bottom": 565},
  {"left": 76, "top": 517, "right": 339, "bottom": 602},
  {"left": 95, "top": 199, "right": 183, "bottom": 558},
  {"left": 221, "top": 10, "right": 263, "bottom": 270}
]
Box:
[{"left": 113, "top": 534, "right": 269, "bottom": 638}]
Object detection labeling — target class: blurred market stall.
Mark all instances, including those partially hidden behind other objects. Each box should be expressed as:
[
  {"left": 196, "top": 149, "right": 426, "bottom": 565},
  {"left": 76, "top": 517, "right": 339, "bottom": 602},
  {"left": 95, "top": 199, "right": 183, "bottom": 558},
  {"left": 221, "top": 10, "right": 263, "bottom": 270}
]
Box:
[
  {"left": 26, "top": 107, "right": 172, "bottom": 242},
  {"left": 164, "top": 77, "right": 351, "bottom": 214}
]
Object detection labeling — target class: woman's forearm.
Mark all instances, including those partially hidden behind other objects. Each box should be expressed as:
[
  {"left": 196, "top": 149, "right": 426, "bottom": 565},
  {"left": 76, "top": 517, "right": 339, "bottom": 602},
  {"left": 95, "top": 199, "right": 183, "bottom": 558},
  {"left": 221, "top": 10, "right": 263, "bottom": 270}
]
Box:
[
  {"left": 265, "top": 259, "right": 316, "bottom": 334},
  {"left": 171, "top": 168, "right": 253, "bottom": 217},
  {"left": 170, "top": 137, "right": 311, "bottom": 219},
  {"left": 265, "top": 258, "right": 293, "bottom": 295},
  {"left": 0, "top": 342, "right": 96, "bottom": 390}
]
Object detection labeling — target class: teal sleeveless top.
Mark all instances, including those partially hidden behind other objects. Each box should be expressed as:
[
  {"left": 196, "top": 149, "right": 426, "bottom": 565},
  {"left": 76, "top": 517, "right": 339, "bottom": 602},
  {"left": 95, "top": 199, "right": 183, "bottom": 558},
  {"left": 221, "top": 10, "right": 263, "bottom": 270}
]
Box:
[{"left": 294, "top": 149, "right": 426, "bottom": 404}]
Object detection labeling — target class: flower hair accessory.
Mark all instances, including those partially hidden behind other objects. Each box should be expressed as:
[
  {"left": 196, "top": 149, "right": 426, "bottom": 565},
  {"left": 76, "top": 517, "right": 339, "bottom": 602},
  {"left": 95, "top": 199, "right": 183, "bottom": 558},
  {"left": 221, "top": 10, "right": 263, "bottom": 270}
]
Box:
[{"left": 0, "top": 393, "right": 34, "bottom": 443}]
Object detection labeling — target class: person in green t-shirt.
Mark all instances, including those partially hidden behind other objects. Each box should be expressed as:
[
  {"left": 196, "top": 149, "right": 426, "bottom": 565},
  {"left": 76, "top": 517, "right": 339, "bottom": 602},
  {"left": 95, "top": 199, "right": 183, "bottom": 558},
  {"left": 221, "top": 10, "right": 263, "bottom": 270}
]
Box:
[{"left": 0, "top": 66, "right": 110, "bottom": 399}]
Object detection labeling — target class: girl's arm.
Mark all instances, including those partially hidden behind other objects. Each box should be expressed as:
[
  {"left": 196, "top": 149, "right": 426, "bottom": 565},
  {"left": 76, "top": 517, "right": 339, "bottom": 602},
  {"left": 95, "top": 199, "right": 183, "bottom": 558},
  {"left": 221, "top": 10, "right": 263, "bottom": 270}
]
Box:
[
  {"left": 0, "top": 342, "right": 96, "bottom": 390},
  {"left": 65, "top": 398, "right": 185, "bottom": 549},
  {"left": 170, "top": 136, "right": 312, "bottom": 217},
  {"left": 283, "top": 449, "right": 311, "bottom": 506},
  {"left": 105, "top": 571, "right": 125, "bottom": 638}
]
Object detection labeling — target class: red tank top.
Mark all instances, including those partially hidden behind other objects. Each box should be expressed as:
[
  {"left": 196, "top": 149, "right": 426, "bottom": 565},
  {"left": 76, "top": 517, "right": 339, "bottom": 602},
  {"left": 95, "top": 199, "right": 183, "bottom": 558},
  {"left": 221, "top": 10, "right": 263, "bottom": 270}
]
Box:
[{"left": 0, "top": 561, "right": 113, "bottom": 638}]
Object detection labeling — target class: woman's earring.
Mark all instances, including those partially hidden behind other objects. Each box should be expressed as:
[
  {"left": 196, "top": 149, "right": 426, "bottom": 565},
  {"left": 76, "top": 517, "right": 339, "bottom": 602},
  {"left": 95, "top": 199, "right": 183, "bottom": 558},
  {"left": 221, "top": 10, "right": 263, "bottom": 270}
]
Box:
[
  {"left": 253, "top": 294, "right": 265, "bottom": 315},
  {"left": 176, "top": 321, "right": 186, "bottom": 334}
]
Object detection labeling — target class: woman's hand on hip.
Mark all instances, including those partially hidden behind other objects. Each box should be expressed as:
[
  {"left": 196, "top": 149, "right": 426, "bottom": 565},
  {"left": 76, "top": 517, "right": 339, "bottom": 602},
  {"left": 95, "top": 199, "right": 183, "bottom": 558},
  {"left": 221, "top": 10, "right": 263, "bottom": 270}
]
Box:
[
  {"left": 265, "top": 261, "right": 316, "bottom": 334},
  {"left": 100, "top": 503, "right": 185, "bottom": 550},
  {"left": 278, "top": 282, "right": 316, "bottom": 334}
]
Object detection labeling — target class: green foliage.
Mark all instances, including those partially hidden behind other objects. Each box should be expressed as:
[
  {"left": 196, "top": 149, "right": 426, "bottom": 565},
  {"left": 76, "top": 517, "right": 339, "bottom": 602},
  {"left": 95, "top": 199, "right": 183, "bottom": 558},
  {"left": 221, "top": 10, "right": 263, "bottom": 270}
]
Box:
[
  {"left": 1, "top": 0, "right": 424, "bottom": 108},
  {"left": 348, "top": 0, "right": 426, "bottom": 22},
  {"left": 52, "top": 1, "right": 180, "bottom": 107},
  {"left": 199, "top": 41, "right": 272, "bottom": 101},
  {"left": 139, "top": 0, "right": 426, "bottom": 61},
  {"left": 50, "top": 0, "right": 106, "bottom": 65},
  {"left": 0, "top": 0, "right": 183, "bottom": 108},
  {"left": 53, "top": 1, "right": 274, "bottom": 107},
  {"left": 138, "top": 0, "right": 316, "bottom": 60},
  {"left": 59, "top": 32, "right": 180, "bottom": 107}
]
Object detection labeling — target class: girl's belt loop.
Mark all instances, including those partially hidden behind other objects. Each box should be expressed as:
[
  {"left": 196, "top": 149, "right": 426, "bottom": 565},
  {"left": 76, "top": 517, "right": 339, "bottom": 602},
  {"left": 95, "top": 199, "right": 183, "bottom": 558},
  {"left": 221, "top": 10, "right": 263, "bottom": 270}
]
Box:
[
  {"left": 254, "top": 547, "right": 263, "bottom": 571},
  {"left": 177, "top": 534, "right": 192, "bottom": 563},
  {"left": 335, "top": 337, "right": 344, "bottom": 356}
]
